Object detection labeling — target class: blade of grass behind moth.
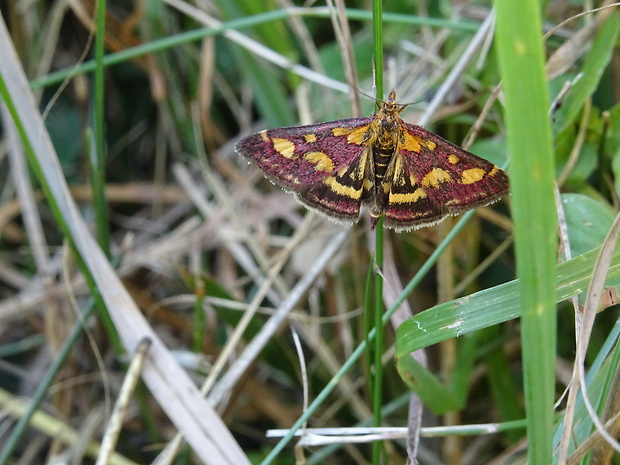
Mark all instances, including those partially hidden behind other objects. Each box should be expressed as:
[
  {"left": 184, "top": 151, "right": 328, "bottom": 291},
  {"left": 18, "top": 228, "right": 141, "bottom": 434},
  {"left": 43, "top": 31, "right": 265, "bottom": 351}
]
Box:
[
  {"left": 84, "top": 129, "right": 120, "bottom": 352},
  {"left": 371, "top": 1, "right": 385, "bottom": 464}
]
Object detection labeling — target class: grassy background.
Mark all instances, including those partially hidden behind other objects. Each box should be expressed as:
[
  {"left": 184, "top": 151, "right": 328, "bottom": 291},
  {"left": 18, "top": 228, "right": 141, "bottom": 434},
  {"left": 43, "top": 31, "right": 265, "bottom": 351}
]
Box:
[{"left": 0, "top": 1, "right": 619, "bottom": 464}]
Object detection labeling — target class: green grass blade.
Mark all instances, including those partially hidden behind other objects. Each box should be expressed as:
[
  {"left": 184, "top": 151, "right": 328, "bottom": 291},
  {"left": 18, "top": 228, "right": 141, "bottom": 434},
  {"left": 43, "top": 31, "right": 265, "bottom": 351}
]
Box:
[
  {"left": 495, "top": 1, "right": 558, "bottom": 463},
  {"left": 395, "top": 245, "right": 620, "bottom": 415},
  {"left": 395, "top": 244, "right": 619, "bottom": 355},
  {"left": 92, "top": 0, "right": 110, "bottom": 256}
]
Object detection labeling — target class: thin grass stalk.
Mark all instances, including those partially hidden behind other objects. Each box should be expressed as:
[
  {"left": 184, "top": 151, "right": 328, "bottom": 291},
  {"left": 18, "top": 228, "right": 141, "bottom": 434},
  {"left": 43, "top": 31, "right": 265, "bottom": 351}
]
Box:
[
  {"left": 92, "top": 0, "right": 110, "bottom": 256},
  {"left": 86, "top": 2, "right": 123, "bottom": 351},
  {"left": 372, "top": 221, "right": 384, "bottom": 465},
  {"left": 494, "top": 1, "right": 558, "bottom": 464},
  {"left": 364, "top": 259, "right": 374, "bottom": 394},
  {"left": 371, "top": 1, "right": 385, "bottom": 464},
  {"left": 84, "top": 129, "right": 124, "bottom": 353}
]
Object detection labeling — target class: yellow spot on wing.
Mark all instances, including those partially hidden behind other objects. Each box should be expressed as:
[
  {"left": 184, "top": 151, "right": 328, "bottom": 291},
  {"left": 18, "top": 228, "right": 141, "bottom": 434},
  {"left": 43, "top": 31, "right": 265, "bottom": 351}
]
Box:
[
  {"left": 272, "top": 138, "right": 296, "bottom": 158},
  {"left": 393, "top": 173, "right": 406, "bottom": 186},
  {"left": 325, "top": 176, "right": 362, "bottom": 199},
  {"left": 421, "top": 168, "right": 452, "bottom": 188},
  {"left": 346, "top": 126, "right": 370, "bottom": 145},
  {"left": 349, "top": 150, "right": 370, "bottom": 181},
  {"left": 402, "top": 133, "right": 422, "bottom": 152},
  {"left": 448, "top": 154, "right": 459, "bottom": 164},
  {"left": 332, "top": 127, "right": 353, "bottom": 136},
  {"left": 304, "top": 134, "right": 317, "bottom": 143},
  {"left": 259, "top": 130, "right": 269, "bottom": 142},
  {"left": 349, "top": 164, "right": 364, "bottom": 180},
  {"left": 488, "top": 165, "right": 501, "bottom": 177},
  {"left": 304, "top": 151, "right": 335, "bottom": 172},
  {"left": 424, "top": 140, "right": 437, "bottom": 150},
  {"left": 332, "top": 126, "right": 370, "bottom": 144},
  {"left": 461, "top": 168, "right": 486, "bottom": 184},
  {"left": 392, "top": 157, "right": 407, "bottom": 186},
  {"left": 389, "top": 188, "right": 427, "bottom": 204}
]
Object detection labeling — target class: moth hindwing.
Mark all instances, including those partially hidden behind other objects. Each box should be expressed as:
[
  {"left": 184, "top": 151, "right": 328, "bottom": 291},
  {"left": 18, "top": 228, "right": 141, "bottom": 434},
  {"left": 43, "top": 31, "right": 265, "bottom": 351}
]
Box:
[{"left": 236, "top": 89, "right": 509, "bottom": 231}]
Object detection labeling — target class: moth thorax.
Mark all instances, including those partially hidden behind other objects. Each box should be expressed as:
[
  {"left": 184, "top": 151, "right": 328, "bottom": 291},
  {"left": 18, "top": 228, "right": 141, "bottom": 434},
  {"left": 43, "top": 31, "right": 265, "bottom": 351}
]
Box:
[{"left": 373, "top": 118, "right": 394, "bottom": 146}]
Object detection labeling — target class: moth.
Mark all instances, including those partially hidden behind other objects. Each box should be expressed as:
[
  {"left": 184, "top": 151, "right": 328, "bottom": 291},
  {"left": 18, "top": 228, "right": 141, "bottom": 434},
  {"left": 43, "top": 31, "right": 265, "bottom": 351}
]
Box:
[{"left": 236, "top": 90, "right": 509, "bottom": 231}]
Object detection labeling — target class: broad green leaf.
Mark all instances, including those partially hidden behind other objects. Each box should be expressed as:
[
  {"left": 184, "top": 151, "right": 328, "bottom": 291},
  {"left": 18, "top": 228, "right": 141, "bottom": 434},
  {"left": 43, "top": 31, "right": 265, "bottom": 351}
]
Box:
[
  {"left": 562, "top": 193, "right": 616, "bottom": 257},
  {"left": 396, "top": 243, "right": 620, "bottom": 357}
]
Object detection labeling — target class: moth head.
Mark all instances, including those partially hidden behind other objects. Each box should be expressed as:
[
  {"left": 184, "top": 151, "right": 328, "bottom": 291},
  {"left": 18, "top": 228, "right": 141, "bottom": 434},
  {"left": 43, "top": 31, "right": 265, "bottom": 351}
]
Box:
[{"left": 377, "top": 89, "right": 408, "bottom": 117}]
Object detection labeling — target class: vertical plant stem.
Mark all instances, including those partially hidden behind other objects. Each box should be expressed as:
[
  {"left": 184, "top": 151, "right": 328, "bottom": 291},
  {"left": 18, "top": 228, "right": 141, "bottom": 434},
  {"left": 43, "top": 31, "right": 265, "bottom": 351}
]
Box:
[
  {"left": 92, "top": 0, "right": 110, "bottom": 256},
  {"left": 364, "top": 260, "right": 374, "bottom": 388},
  {"left": 372, "top": 223, "right": 384, "bottom": 465},
  {"left": 371, "top": 1, "right": 384, "bottom": 464},
  {"left": 494, "top": 1, "right": 557, "bottom": 464},
  {"left": 91, "top": 0, "right": 124, "bottom": 355},
  {"left": 372, "top": 0, "right": 384, "bottom": 100}
]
